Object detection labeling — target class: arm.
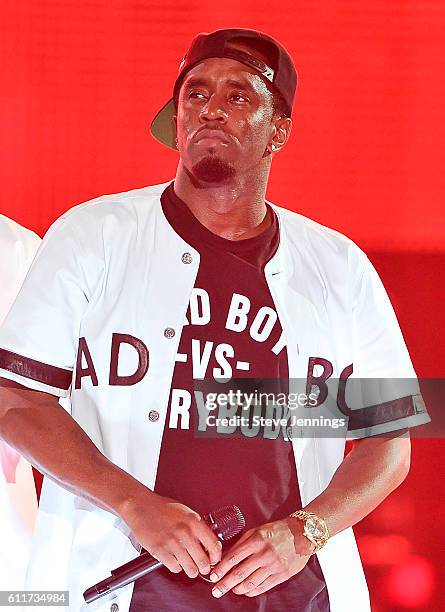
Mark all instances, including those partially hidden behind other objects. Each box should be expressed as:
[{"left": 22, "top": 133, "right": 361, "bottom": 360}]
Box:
[
  {"left": 0, "top": 379, "right": 222, "bottom": 577},
  {"left": 209, "top": 248, "right": 419, "bottom": 598},
  {"left": 209, "top": 431, "right": 410, "bottom": 598},
  {"left": 304, "top": 432, "right": 410, "bottom": 535}
]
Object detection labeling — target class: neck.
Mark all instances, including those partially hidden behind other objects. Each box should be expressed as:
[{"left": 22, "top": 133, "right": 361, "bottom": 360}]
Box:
[{"left": 173, "top": 158, "right": 272, "bottom": 241}]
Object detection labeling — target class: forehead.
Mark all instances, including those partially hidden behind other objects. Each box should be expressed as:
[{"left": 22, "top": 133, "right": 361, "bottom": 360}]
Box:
[{"left": 180, "top": 57, "right": 274, "bottom": 100}]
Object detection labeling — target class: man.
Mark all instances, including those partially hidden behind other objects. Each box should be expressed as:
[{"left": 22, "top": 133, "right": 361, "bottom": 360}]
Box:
[
  {"left": 0, "top": 29, "right": 430, "bottom": 612},
  {"left": 0, "top": 214, "right": 40, "bottom": 589},
  {"left": 0, "top": 215, "right": 41, "bottom": 322}
]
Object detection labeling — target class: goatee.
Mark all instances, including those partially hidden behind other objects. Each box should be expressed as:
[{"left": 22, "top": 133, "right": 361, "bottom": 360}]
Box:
[{"left": 192, "top": 155, "right": 236, "bottom": 183}]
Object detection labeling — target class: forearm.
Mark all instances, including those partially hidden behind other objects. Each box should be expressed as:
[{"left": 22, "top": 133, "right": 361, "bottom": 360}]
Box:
[
  {"left": 302, "top": 432, "right": 411, "bottom": 537},
  {"left": 0, "top": 379, "right": 149, "bottom": 518},
  {"left": 0, "top": 379, "right": 223, "bottom": 575}
]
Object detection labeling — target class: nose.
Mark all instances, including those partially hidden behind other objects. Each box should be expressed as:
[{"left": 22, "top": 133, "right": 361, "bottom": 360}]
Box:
[{"left": 199, "top": 94, "right": 228, "bottom": 124}]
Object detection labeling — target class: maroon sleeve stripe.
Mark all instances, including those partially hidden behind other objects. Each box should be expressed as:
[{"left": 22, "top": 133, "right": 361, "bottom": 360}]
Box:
[
  {"left": 347, "top": 395, "right": 423, "bottom": 431},
  {"left": 0, "top": 348, "right": 72, "bottom": 390}
]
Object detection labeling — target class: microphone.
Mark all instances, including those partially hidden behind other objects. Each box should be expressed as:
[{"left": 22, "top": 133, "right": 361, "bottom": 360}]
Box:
[{"left": 83, "top": 505, "right": 245, "bottom": 604}]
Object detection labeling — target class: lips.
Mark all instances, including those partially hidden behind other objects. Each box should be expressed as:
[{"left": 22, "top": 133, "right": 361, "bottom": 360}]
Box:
[{"left": 193, "top": 128, "right": 231, "bottom": 144}]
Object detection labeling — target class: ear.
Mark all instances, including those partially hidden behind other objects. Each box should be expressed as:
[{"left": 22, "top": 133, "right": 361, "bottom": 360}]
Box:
[{"left": 269, "top": 117, "right": 292, "bottom": 154}]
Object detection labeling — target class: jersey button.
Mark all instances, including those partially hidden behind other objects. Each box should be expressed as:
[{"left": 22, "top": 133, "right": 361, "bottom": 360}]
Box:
[
  {"left": 164, "top": 327, "right": 175, "bottom": 338},
  {"left": 148, "top": 410, "right": 160, "bottom": 422},
  {"left": 181, "top": 252, "right": 193, "bottom": 264},
  {"left": 110, "top": 604, "right": 119, "bottom": 612}
]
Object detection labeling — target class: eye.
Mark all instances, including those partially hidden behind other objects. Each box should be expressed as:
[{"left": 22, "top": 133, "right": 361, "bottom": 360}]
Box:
[
  {"left": 230, "top": 93, "right": 249, "bottom": 104},
  {"left": 188, "top": 90, "right": 208, "bottom": 101}
]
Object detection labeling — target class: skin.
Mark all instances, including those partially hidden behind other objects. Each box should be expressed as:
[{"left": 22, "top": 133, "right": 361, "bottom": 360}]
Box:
[
  {"left": 172, "top": 47, "right": 292, "bottom": 241},
  {"left": 170, "top": 49, "right": 412, "bottom": 599},
  {"left": 209, "top": 431, "right": 410, "bottom": 598},
  {"left": 0, "top": 46, "right": 412, "bottom": 601},
  {"left": 0, "top": 380, "right": 222, "bottom": 578}
]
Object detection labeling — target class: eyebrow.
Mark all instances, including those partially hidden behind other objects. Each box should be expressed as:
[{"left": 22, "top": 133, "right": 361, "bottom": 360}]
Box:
[{"left": 183, "top": 77, "right": 255, "bottom": 92}]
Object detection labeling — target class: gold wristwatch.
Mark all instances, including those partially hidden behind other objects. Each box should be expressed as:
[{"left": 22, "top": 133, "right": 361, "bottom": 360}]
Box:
[{"left": 289, "top": 510, "right": 330, "bottom": 553}]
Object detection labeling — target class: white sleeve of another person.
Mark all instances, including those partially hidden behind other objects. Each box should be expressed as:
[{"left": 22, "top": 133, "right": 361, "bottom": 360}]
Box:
[
  {"left": 0, "top": 215, "right": 40, "bottom": 590},
  {"left": 0, "top": 209, "right": 96, "bottom": 590},
  {"left": 0, "top": 210, "right": 94, "bottom": 396}
]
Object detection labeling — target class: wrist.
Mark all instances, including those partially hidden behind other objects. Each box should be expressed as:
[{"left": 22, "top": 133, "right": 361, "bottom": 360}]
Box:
[
  {"left": 288, "top": 510, "right": 330, "bottom": 554},
  {"left": 108, "top": 468, "right": 155, "bottom": 521},
  {"left": 286, "top": 516, "right": 317, "bottom": 556}
]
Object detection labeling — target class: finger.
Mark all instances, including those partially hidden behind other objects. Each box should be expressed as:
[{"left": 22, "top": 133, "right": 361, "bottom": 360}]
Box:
[
  {"left": 180, "top": 534, "right": 214, "bottom": 576},
  {"left": 155, "top": 551, "right": 182, "bottom": 574},
  {"left": 224, "top": 528, "right": 252, "bottom": 548},
  {"left": 217, "top": 528, "right": 254, "bottom": 555},
  {"left": 210, "top": 534, "right": 261, "bottom": 582},
  {"left": 194, "top": 518, "right": 223, "bottom": 566},
  {"left": 170, "top": 543, "right": 201, "bottom": 578},
  {"left": 244, "top": 573, "right": 287, "bottom": 597},
  {"left": 231, "top": 567, "right": 271, "bottom": 595},
  {"left": 211, "top": 554, "right": 265, "bottom": 598}
]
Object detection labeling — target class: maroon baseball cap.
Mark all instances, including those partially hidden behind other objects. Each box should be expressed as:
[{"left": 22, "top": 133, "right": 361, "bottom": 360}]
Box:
[{"left": 150, "top": 28, "right": 298, "bottom": 150}]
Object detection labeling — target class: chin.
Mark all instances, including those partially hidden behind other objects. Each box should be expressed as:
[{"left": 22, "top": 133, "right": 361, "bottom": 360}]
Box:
[{"left": 191, "top": 155, "right": 236, "bottom": 184}]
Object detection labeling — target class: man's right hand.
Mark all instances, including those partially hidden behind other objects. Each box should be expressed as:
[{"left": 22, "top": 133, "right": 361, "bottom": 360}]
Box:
[
  {"left": 121, "top": 493, "right": 222, "bottom": 578},
  {"left": 0, "top": 382, "right": 222, "bottom": 579}
]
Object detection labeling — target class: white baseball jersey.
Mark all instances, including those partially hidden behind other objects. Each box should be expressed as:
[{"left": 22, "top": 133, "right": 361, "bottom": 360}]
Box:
[
  {"left": 0, "top": 183, "right": 429, "bottom": 612},
  {"left": 0, "top": 215, "right": 41, "bottom": 322},
  {"left": 0, "top": 214, "right": 40, "bottom": 589}
]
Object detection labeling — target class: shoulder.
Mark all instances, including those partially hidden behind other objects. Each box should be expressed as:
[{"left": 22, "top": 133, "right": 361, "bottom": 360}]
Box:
[
  {"left": 0, "top": 214, "right": 41, "bottom": 255},
  {"left": 0, "top": 216, "right": 42, "bottom": 320},
  {"left": 56, "top": 181, "right": 171, "bottom": 227},
  {"left": 40, "top": 181, "right": 172, "bottom": 254},
  {"left": 269, "top": 201, "right": 369, "bottom": 294},
  {"left": 269, "top": 202, "right": 359, "bottom": 255}
]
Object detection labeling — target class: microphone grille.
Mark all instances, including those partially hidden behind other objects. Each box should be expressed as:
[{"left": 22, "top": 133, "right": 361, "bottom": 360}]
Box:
[{"left": 204, "top": 505, "right": 246, "bottom": 541}]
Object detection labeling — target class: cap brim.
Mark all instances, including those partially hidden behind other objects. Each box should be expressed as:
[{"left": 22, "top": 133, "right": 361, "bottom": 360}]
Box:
[{"left": 150, "top": 98, "right": 177, "bottom": 151}]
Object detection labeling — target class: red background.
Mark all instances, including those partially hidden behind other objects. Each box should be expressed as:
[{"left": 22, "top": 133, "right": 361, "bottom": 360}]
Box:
[{"left": 1, "top": 2, "right": 444, "bottom": 610}]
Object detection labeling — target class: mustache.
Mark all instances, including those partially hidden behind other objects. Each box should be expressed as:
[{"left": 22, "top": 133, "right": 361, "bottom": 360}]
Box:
[{"left": 193, "top": 126, "right": 232, "bottom": 143}]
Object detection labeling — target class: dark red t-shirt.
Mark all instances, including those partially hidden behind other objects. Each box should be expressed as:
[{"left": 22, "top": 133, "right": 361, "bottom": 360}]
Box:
[{"left": 129, "top": 182, "right": 329, "bottom": 611}]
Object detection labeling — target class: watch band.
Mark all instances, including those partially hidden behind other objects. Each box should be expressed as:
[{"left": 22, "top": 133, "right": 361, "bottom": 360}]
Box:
[{"left": 289, "top": 510, "right": 330, "bottom": 552}]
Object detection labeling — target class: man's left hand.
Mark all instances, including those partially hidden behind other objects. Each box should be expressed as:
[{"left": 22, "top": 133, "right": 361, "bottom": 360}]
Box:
[{"left": 208, "top": 517, "right": 314, "bottom": 598}]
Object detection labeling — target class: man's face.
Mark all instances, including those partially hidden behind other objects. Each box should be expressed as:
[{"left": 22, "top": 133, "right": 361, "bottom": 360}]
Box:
[{"left": 173, "top": 56, "right": 278, "bottom": 183}]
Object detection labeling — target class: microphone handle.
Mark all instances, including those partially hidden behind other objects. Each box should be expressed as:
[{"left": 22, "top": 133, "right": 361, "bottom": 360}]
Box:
[
  {"left": 110, "top": 551, "right": 155, "bottom": 576},
  {"left": 83, "top": 554, "right": 162, "bottom": 604},
  {"left": 84, "top": 505, "right": 245, "bottom": 604}
]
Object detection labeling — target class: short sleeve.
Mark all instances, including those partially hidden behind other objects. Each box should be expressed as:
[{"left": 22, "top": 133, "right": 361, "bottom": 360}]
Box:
[
  {"left": 0, "top": 211, "right": 100, "bottom": 397},
  {"left": 346, "top": 248, "right": 430, "bottom": 439},
  {"left": 0, "top": 215, "right": 41, "bottom": 323}
]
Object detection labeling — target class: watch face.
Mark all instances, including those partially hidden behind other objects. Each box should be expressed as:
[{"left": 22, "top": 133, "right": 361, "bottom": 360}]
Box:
[{"left": 306, "top": 516, "right": 326, "bottom": 540}]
